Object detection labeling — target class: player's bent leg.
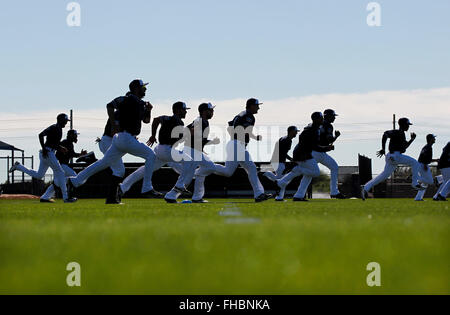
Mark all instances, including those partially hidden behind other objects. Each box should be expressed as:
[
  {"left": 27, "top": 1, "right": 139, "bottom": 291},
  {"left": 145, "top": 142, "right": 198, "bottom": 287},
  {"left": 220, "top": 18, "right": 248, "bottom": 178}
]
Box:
[
  {"left": 293, "top": 175, "right": 313, "bottom": 200},
  {"left": 323, "top": 154, "right": 340, "bottom": 196},
  {"left": 363, "top": 157, "right": 396, "bottom": 192},
  {"left": 397, "top": 154, "right": 422, "bottom": 187},
  {"left": 15, "top": 151, "right": 50, "bottom": 179},
  {"left": 192, "top": 175, "right": 206, "bottom": 201},
  {"left": 120, "top": 166, "right": 145, "bottom": 194},
  {"left": 240, "top": 154, "right": 265, "bottom": 198},
  {"left": 47, "top": 153, "right": 70, "bottom": 200},
  {"left": 40, "top": 184, "right": 55, "bottom": 201},
  {"left": 70, "top": 144, "right": 124, "bottom": 188}
]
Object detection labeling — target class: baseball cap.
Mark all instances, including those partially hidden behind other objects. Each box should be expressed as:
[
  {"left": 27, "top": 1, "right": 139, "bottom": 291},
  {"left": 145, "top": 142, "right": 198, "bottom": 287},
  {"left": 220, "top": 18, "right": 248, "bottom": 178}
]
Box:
[
  {"left": 398, "top": 118, "right": 413, "bottom": 126},
  {"left": 287, "top": 126, "right": 299, "bottom": 133},
  {"left": 246, "top": 98, "right": 263, "bottom": 108},
  {"left": 426, "top": 134, "right": 436, "bottom": 141},
  {"left": 172, "top": 101, "right": 191, "bottom": 111},
  {"left": 57, "top": 113, "right": 70, "bottom": 122},
  {"left": 67, "top": 129, "right": 79, "bottom": 137},
  {"left": 324, "top": 109, "right": 338, "bottom": 116},
  {"left": 311, "top": 112, "right": 323, "bottom": 121},
  {"left": 198, "top": 102, "right": 215, "bottom": 113},
  {"left": 129, "top": 79, "right": 149, "bottom": 91}
]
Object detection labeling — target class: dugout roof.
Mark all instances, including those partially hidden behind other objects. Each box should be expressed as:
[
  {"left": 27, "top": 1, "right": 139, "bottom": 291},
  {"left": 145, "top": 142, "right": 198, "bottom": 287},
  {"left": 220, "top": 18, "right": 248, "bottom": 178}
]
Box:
[{"left": 0, "top": 141, "right": 23, "bottom": 152}]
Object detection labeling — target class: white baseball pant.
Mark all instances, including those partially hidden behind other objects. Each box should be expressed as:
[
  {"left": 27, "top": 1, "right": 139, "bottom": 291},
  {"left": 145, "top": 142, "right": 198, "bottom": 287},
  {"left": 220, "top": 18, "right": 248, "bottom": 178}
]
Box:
[
  {"left": 363, "top": 152, "right": 424, "bottom": 192},
  {"left": 15, "top": 148, "right": 69, "bottom": 200},
  {"left": 70, "top": 132, "right": 156, "bottom": 190},
  {"left": 98, "top": 135, "right": 125, "bottom": 178},
  {"left": 276, "top": 158, "right": 320, "bottom": 200},
  {"left": 434, "top": 167, "right": 450, "bottom": 198},
  {"left": 194, "top": 140, "right": 264, "bottom": 199},
  {"left": 41, "top": 164, "right": 77, "bottom": 200},
  {"left": 414, "top": 163, "right": 434, "bottom": 201},
  {"left": 263, "top": 162, "right": 286, "bottom": 182},
  {"left": 119, "top": 159, "right": 182, "bottom": 194},
  {"left": 312, "top": 151, "right": 340, "bottom": 196}
]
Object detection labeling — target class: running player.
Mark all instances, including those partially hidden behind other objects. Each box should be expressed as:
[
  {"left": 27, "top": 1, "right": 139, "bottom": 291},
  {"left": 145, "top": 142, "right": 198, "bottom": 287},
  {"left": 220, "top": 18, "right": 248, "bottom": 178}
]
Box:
[
  {"left": 40, "top": 130, "right": 87, "bottom": 202},
  {"left": 9, "top": 114, "right": 77, "bottom": 203},
  {"left": 361, "top": 118, "right": 425, "bottom": 200},
  {"left": 263, "top": 126, "right": 298, "bottom": 182},
  {"left": 67, "top": 79, "right": 156, "bottom": 204}
]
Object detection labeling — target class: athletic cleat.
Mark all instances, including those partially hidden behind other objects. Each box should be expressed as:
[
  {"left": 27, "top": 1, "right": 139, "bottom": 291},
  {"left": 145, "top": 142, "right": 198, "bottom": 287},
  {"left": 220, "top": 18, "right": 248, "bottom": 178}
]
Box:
[
  {"left": 330, "top": 193, "right": 346, "bottom": 199},
  {"left": 142, "top": 189, "right": 164, "bottom": 198},
  {"left": 437, "top": 194, "right": 447, "bottom": 201},
  {"left": 293, "top": 197, "right": 308, "bottom": 202},
  {"left": 40, "top": 199, "right": 55, "bottom": 203},
  {"left": 64, "top": 197, "right": 78, "bottom": 203},
  {"left": 192, "top": 199, "right": 208, "bottom": 203},
  {"left": 105, "top": 199, "right": 123, "bottom": 205},
  {"left": 164, "top": 198, "right": 178, "bottom": 204},
  {"left": 117, "top": 186, "right": 124, "bottom": 202},
  {"left": 415, "top": 199, "right": 425, "bottom": 202},
  {"left": 361, "top": 186, "right": 368, "bottom": 201},
  {"left": 9, "top": 161, "right": 20, "bottom": 173},
  {"left": 255, "top": 193, "right": 272, "bottom": 203},
  {"left": 67, "top": 178, "right": 76, "bottom": 198},
  {"left": 275, "top": 198, "right": 285, "bottom": 202}
]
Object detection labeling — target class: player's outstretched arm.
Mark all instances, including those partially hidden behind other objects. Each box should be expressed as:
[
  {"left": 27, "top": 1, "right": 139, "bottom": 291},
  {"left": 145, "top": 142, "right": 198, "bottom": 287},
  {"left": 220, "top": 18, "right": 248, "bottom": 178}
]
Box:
[
  {"left": 147, "top": 116, "right": 161, "bottom": 146},
  {"left": 376, "top": 132, "right": 389, "bottom": 158},
  {"left": 38, "top": 131, "right": 48, "bottom": 157}
]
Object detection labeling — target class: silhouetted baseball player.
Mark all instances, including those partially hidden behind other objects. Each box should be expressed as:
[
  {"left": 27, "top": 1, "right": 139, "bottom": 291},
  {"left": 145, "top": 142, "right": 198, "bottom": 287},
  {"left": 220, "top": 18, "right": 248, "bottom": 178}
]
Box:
[
  {"left": 361, "top": 118, "right": 426, "bottom": 200},
  {"left": 68, "top": 79, "right": 156, "bottom": 204},
  {"left": 147, "top": 102, "right": 200, "bottom": 203},
  {"left": 263, "top": 126, "right": 298, "bottom": 182},
  {"left": 40, "top": 130, "right": 87, "bottom": 202},
  {"left": 275, "top": 112, "right": 333, "bottom": 201},
  {"left": 194, "top": 98, "right": 272, "bottom": 203},
  {"left": 10, "top": 114, "right": 77, "bottom": 203},
  {"left": 433, "top": 141, "right": 450, "bottom": 201},
  {"left": 314, "top": 109, "right": 345, "bottom": 199},
  {"left": 414, "top": 134, "right": 438, "bottom": 201}
]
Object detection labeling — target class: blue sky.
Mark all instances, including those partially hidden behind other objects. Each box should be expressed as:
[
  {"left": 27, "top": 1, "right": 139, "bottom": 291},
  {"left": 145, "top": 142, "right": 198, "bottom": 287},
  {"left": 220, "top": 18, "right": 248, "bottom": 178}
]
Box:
[{"left": 0, "top": 0, "right": 449, "bottom": 182}]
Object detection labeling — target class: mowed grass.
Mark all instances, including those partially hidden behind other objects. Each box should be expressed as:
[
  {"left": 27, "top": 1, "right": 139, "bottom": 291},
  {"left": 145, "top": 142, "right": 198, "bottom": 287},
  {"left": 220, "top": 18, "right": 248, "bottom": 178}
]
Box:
[{"left": 0, "top": 198, "right": 448, "bottom": 295}]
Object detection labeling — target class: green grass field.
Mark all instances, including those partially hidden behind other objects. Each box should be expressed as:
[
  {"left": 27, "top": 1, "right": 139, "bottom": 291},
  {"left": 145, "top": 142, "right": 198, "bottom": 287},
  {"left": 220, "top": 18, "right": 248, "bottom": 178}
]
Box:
[{"left": 0, "top": 198, "right": 448, "bottom": 294}]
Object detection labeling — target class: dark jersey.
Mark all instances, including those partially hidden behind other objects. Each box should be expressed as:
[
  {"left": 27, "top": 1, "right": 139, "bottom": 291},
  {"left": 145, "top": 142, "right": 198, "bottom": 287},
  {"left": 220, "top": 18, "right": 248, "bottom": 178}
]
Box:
[
  {"left": 228, "top": 110, "right": 256, "bottom": 145},
  {"left": 438, "top": 142, "right": 450, "bottom": 169},
  {"left": 42, "top": 124, "right": 63, "bottom": 150},
  {"left": 186, "top": 117, "right": 210, "bottom": 150},
  {"left": 55, "top": 139, "right": 79, "bottom": 165},
  {"left": 293, "top": 124, "right": 321, "bottom": 162},
  {"left": 317, "top": 121, "right": 335, "bottom": 152},
  {"left": 418, "top": 144, "right": 433, "bottom": 165},
  {"left": 271, "top": 136, "right": 292, "bottom": 163},
  {"left": 384, "top": 130, "right": 408, "bottom": 154},
  {"left": 158, "top": 115, "right": 185, "bottom": 146},
  {"left": 118, "top": 94, "right": 148, "bottom": 136},
  {"left": 103, "top": 96, "right": 126, "bottom": 137}
]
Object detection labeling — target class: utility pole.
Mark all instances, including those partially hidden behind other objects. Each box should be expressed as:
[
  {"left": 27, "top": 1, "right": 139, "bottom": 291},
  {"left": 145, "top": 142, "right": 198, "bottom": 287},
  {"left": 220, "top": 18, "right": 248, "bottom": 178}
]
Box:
[
  {"left": 70, "top": 109, "right": 73, "bottom": 164},
  {"left": 70, "top": 109, "right": 73, "bottom": 130}
]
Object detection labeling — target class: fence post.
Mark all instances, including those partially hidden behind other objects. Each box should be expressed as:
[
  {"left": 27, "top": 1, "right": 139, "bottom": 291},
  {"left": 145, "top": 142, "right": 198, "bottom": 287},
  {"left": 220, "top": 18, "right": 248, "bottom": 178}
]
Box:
[{"left": 7, "top": 156, "right": 10, "bottom": 184}]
